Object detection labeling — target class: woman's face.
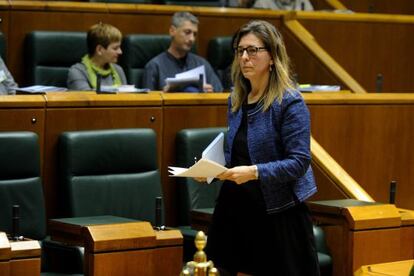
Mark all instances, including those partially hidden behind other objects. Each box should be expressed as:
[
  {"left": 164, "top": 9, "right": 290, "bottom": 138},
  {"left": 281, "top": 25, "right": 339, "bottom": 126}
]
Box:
[
  {"left": 237, "top": 33, "right": 273, "bottom": 82},
  {"left": 99, "top": 41, "right": 122, "bottom": 64}
]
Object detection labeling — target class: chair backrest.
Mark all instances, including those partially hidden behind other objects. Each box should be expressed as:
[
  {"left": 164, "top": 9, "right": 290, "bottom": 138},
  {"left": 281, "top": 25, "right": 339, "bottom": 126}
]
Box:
[
  {"left": 175, "top": 127, "right": 227, "bottom": 225},
  {"left": 0, "top": 32, "right": 6, "bottom": 61},
  {"left": 24, "top": 31, "right": 87, "bottom": 87},
  {"left": 207, "top": 36, "right": 233, "bottom": 90},
  {"left": 120, "top": 34, "right": 171, "bottom": 88},
  {"left": 0, "top": 132, "right": 46, "bottom": 240},
  {"left": 58, "top": 128, "right": 162, "bottom": 225}
]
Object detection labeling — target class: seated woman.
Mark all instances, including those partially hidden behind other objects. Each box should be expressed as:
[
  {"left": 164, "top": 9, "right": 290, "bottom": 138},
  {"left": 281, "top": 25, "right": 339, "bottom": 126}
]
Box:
[
  {"left": 67, "top": 23, "right": 127, "bottom": 91},
  {"left": 0, "top": 57, "right": 18, "bottom": 95}
]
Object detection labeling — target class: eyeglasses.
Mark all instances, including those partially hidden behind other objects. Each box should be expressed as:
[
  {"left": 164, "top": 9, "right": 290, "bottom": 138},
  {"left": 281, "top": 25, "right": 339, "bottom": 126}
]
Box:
[{"left": 235, "top": 46, "right": 267, "bottom": 57}]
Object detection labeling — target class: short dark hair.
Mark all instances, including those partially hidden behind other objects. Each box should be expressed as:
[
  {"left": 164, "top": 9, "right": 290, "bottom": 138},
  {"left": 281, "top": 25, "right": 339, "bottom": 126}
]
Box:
[
  {"left": 87, "top": 23, "right": 122, "bottom": 56},
  {"left": 171, "top": 12, "right": 199, "bottom": 28}
]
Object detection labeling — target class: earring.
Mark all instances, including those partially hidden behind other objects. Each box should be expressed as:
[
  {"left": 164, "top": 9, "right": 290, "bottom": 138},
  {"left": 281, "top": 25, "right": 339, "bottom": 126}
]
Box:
[{"left": 269, "top": 65, "right": 273, "bottom": 72}]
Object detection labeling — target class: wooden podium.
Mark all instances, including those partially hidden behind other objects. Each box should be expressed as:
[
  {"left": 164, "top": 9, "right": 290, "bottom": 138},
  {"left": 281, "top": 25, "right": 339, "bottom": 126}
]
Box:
[
  {"left": 0, "top": 232, "right": 41, "bottom": 276},
  {"left": 49, "top": 216, "right": 183, "bottom": 276},
  {"left": 307, "top": 199, "right": 405, "bottom": 276}
]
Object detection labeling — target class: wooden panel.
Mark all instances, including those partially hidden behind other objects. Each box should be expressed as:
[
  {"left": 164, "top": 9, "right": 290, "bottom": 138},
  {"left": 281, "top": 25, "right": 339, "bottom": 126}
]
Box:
[
  {"left": 400, "top": 226, "right": 414, "bottom": 259},
  {"left": 154, "top": 246, "right": 183, "bottom": 276},
  {"left": 307, "top": 101, "right": 414, "bottom": 210},
  {"left": 282, "top": 27, "right": 340, "bottom": 87},
  {"left": 309, "top": 162, "right": 353, "bottom": 201},
  {"left": 298, "top": 13, "right": 414, "bottom": 91},
  {"left": 341, "top": 0, "right": 414, "bottom": 15},
  {"left": 84, "top": 222, "right": 156, "bottom": 252},
  {"left": 352, "top": 228, "right": 402, "bottom": 274},
  {"left": 43, "top": 103, "right": 162, "bottom": 218},
  {"left": 0, "top": 10, "right": 10, "bottom": 50},
  {"left": 87, "top": 249, "right": 155, "bottom": 276},
  {"left": 9, "top": 258, "right": 40, "bottom": 276},
  {"left": 0, "top": 263, "right": 10, "bottom": 276}
]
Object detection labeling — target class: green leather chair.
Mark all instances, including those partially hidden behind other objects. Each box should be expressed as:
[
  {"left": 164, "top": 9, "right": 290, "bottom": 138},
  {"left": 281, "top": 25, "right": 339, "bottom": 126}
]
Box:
[
  {"left": 175, "top": 127, "right": 226, "bottom": 262},
  {"left": 0, "top": 131, "right": 83, "bottom": 276},
  {"left": 314, "top": 225, "right": 333, "bottom": 276},
  {"left": 58, "top": 128, "right": 162, "bottom": 224},
  {"left": 24, "top": 31, "right": 86, "bottom": 87},
  {"left": 0, "top": 132, "right": 46, "bottom": 240},
  {"left": 207, "top": 36, "right": 233, "bottom": 91},
  {"left": 120, "top": 34, "right": 171, "bottom": 88}
]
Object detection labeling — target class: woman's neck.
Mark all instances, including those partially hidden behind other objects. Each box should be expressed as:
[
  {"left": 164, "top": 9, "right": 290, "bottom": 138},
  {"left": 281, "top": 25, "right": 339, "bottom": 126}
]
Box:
[
  {"left": 248, "top": 75, "right": 269, "bottom": 104},
  {"left": 90, "top": 55, "right": 107, "bottom": 70}
]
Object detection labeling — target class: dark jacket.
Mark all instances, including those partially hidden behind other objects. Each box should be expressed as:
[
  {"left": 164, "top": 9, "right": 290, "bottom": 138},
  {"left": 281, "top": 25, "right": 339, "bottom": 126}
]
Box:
[{"left": 225, "top": 89, "right": 317, "bottom": 213}]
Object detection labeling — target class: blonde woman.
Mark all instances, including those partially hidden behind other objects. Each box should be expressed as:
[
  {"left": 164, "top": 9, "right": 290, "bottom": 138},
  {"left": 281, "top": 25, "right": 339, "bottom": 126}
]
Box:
[
  {"left": 67, "top": 23, "right": 127, "bottom": 91},
  {"left": 205, "top": 20, "right": 320, "bottom": 275}
]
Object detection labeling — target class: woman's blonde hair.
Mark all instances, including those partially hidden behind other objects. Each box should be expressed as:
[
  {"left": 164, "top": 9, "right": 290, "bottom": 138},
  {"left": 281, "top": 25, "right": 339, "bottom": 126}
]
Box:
[
  {"left": 231, "top": 20, "right": 293, "bottom": 112},
  {"left": 87, "top": 23, "right": 122, "bottom": 56}
]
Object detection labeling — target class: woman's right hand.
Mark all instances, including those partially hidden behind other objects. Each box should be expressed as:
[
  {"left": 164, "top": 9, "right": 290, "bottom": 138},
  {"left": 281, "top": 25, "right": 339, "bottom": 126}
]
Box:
[{"left": 193, "top": 177, "right": 208, "bottom": 183}]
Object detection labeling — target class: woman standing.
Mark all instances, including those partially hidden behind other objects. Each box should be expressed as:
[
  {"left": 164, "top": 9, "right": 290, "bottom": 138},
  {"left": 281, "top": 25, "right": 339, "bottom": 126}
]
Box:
[
  {"left": 206, "top": 20, "right": 320, "bottom": 275},
  {"left": 67, "top": 23, "right": 127, "bottom": 91}
]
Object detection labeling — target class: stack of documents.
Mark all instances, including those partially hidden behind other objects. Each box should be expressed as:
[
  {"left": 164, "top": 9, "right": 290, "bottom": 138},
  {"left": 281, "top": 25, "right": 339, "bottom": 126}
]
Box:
[
  {"left": 169, "top": 132, "right": 226, "bottom": 183},
  {"left": 16, "top": 85, "right": 67, "bottom": 94},
  {"left": 168, "top": 159, "right": 226, "bottom": 178},
  {"left": 165, "top": 65, "right": 206, "bottom": 92},
  {"left": 99, "top": 85, "right": 149, "bottom": 93}
]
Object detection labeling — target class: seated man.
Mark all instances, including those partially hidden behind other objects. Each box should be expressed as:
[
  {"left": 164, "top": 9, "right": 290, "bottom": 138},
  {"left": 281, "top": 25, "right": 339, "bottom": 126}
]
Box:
[
  {"left": 0, "top": 57, "right": 18, "bottom": 95},
  {"left": 143, "top": 12, "right": 223, "bottom": 92},
  {"left": 67, "top": 23, "right": 127, "bottom": 91}
]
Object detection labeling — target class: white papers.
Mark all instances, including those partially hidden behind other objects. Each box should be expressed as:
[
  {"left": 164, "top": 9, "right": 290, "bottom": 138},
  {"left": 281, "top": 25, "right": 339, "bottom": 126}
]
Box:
[
  {"left": 165, "top": 65, "right": 206, "bottom": 91},
  {"left": 169, "top": 132, "right": 226, "bottom": 180},
  {"left": 298, "top": 84, "right": 341, "bottom": 92},
  {"left": 100, "top": 85, "right": 149, "bottom": 93},
  {"left": 168, "top": 158, "right": 226, "bottom": 178},
  {"left": 16, "top": 85, "right": 67, "bottom": 94},
  {"left": 202, "top": 132, "right": 225, "bottom": 183},
  {"left": 175, "top": 65, "right": 206, "bottom": 86}
]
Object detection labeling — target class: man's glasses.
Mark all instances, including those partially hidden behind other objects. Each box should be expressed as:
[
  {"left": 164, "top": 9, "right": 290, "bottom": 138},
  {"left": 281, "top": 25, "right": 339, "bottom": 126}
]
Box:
[{"left": 235, "top": 46, "right": 267, "bottom": 57}]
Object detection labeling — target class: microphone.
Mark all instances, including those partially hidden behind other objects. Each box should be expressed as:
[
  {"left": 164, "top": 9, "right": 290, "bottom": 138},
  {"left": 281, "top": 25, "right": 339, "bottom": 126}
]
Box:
[
  {"left": 12, "top": 205, "right": 21, "bottom": 241},
  {"left": 198, "top": 74, "right": 204, "bottom": 92},
  {"left": 155, "top": 197, "right": 165, "bottom": 231},
  {"left": 96, "top": 73, "right": 102, "bottom": 94},
  {"left": 376, "top": 73, "right": 383, "bottom": 93},
  {"left": 389, "top": 180, "right": 397, "bottom": 204}
]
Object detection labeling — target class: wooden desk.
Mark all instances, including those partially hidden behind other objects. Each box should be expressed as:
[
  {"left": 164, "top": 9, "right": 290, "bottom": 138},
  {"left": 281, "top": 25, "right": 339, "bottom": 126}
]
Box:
[
  {"left": 49, "top": 216, "right": 183, "bottom": 276},
  {"left": 308, "top": 199, "right": 404, "bottom": 276},
  {"left": 355, "top": 259, "right": 414, "bottom": 276},
  {"left": 0, "top": 232, "right": 41, "bottom": 276}
]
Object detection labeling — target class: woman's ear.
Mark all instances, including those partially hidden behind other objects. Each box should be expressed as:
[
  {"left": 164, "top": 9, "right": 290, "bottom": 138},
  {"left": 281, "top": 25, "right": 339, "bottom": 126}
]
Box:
[{"left": 95, "top": 45, "right": 104, "bottom": 56}]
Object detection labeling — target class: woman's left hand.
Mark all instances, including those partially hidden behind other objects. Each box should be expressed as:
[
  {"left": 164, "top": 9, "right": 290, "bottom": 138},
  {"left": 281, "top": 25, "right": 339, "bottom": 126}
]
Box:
[{"left": 217, "top": 165, "right": 257, "bottom": 185}]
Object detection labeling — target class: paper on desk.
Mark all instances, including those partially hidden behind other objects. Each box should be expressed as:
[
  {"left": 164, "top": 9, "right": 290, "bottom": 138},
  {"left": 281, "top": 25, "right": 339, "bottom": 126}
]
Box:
[{"left": 168, "top": 158, "right": 227, "bottom": 178}]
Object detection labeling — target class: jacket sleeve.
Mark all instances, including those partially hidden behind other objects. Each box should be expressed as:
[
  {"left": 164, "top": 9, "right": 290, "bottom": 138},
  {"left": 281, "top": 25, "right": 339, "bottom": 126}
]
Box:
[
  {"left": 257, "top": 93, "right": 312, "bottom": 183},
  {"left": 142, "top": 61, "right": 159, "bottom": 90}
]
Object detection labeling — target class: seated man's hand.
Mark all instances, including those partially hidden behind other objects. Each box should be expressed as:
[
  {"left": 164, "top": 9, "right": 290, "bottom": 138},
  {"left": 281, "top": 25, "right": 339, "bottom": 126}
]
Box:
[{"left": 203, "top": 84, "right": 214, "bottom": 93}]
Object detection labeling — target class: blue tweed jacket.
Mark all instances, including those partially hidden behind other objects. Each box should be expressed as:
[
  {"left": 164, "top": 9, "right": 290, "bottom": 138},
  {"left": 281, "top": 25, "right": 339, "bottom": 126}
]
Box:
[{"left": 225, "top": 90, "right": 317, "bottom": 213}]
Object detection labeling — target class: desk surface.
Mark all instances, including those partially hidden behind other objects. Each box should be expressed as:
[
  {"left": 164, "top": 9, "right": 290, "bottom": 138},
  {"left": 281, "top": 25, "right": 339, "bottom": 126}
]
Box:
[{"left": 355, "top": 259, "right": 414, "bottom": 276}]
